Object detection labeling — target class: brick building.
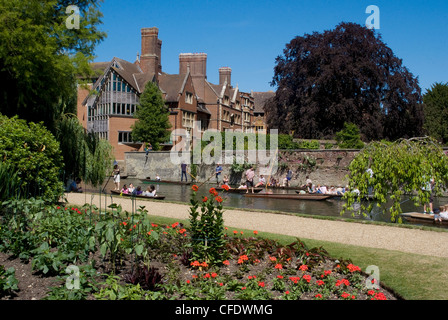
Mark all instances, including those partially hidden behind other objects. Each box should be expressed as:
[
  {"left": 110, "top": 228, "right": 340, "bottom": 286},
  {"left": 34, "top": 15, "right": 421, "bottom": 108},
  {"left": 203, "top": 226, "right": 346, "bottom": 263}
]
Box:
[{"left": 77, "top": 27, "right": 262, "bottom": 160}]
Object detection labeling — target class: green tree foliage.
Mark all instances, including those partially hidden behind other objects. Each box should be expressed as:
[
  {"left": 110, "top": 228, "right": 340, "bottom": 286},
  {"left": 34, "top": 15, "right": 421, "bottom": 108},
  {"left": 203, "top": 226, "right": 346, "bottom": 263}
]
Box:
[
  {"left": 341, "top": 137, "right": 448, "bottom": 223},
  {"left": 423, "top": 82, "right": 448, "bottom": 144},
  {"left": 0, "top": 0, "right": 105, "bottom": 132},
  {"left": 131, "top": 81, "right": 172, "bottom": 151},
  {"left": 0, "top": 115, "right": 64, "bottom": 201},
  {"left": 55, "top": 114, "right": 113, "bottom": 186},
  {"left": 335, "top": 122, "right": 365, "bottom": 149},
  {"left": 266, "top": 22, "right": 423, "bottom": 141}
]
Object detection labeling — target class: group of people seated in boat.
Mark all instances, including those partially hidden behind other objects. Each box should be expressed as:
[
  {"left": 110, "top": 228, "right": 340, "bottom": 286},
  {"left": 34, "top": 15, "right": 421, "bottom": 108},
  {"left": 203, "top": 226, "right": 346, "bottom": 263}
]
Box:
[{"left": 121, "top": 183, "right": 157, "bottom": 197}]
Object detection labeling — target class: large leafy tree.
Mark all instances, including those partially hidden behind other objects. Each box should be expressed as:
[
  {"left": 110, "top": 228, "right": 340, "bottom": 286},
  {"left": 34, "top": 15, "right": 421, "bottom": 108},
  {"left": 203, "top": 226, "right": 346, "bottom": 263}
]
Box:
[
  {"left": 265, "top": 22, "right": 424, "bottom": 141},
  {"left": 423, "top": 82, "right": 448, "bottom": 144},
  {"left": 0, "top": 0, "right": 113, "bottom": 186},
  {"left": 0, "top": 0, "right": 105, "bottom": 132},
  {"left": 131, "top": 81, "right": 172, "bottom": 151}
]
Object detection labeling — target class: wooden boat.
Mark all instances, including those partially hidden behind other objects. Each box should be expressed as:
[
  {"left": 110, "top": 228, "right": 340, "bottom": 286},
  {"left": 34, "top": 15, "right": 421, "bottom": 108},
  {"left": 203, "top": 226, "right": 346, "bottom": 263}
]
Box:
[
  {"left": 295, "top": 190, "right": 343, "bottom": 199},
  {"left": 140, "top": 179, "right": 191, "bottom": 185},
  {"left": 216, "top": 187, "right": 264, "bottom": 193},
  {"left": 243, "top": 193, "right": 332, "bottom": 201},
  {"left": 110, "top": 190, "right": 165, "bottom": 200},
  {"left": 400, "top": 212, "right": 448, "bottom": 226}
]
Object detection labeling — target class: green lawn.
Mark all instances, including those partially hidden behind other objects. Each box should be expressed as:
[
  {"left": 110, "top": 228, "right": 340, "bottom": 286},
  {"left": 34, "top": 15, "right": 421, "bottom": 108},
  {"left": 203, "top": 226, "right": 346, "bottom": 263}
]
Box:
[{"left": 145, "top": 215, "right": 448, "bottom": 300}]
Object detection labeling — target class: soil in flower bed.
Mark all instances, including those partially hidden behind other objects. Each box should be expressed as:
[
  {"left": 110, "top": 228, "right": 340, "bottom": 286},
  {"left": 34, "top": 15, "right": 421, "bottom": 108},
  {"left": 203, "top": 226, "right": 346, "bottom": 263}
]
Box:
[{"left": 0, "top": 230, "right": 400, "bottom": 301}]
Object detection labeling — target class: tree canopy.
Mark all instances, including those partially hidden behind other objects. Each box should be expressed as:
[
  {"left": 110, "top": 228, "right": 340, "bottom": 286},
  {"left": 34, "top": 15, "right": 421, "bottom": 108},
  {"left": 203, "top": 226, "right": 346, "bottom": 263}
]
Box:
[
  {"left": 131, "top": 81, "right": 172, "bottom": 151},
  {"left": 265, "top": 22, "right": 424, "bottom": 142},
  {"left": 423, "top": 82, "right": 448, "bottom": 144},
  {"left": 341, "top": 137, "right": 448, "bottom": 223},
  {"left": 0, "top": 0, "right": 105, "bottom": 131}
]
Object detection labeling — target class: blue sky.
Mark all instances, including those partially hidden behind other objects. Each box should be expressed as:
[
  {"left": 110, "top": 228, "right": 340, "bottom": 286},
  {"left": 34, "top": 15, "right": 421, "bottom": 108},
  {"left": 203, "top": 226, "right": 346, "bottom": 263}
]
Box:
[{"left": 92, "top": 0, "right": 448, "bottom": 94}]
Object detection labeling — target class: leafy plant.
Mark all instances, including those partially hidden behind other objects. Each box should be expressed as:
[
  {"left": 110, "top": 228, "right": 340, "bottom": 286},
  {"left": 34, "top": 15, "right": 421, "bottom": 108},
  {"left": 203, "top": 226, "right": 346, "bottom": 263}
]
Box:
[
  {"left": 0, "top": 115, "right": 64, "bottom": 201},
  {"left": 0, "top": 265, "right": 19, "bottom": 295},
  {"left": 188, "top": 186, "right": 228, "bottom": 265},
  {"left": 123, "top": 265, "right": 163, "bottom": 291}
]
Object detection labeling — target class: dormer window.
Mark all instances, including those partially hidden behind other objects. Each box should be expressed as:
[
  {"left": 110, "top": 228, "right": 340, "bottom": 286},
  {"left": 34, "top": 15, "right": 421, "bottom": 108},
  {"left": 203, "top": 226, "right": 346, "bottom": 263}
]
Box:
[{"left": 185, "top": 92, "right": 193, "bottom": 104}]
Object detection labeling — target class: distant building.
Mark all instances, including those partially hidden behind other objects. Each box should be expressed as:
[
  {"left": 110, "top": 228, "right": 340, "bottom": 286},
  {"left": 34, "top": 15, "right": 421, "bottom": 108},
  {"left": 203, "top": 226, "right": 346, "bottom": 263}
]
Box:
[
  {"left": 77, "top": 27, "right": 269, "bottom": 160},
  {"left": 252, "top": 91, "right": 275, "bottom": 133}
]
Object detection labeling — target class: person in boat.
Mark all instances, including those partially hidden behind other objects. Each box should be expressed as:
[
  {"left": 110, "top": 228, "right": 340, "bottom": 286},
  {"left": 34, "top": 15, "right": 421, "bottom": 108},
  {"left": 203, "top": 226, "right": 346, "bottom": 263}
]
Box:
[
  {"left": 222, "top": 175, "right": 229, "bottom": 186},
  {"left": 237, "top": 183, "right": 247, "bottom": 189},
  {"left": 320, "top": 185, "right": 328, "bottom": 194},
  {"left": 155, "top": 174, "right": 161, "bottom": 181},
  {"left": 422, "top": 176, "right": 435, "bottom": 214},
  {"left": 121, "top": 184, "right": 128, "bottom": 194},
  {"left": 306, "top": 183, "right": 314, "bottom": 193},
  {"left": 437, "top": 205, "right": 448, "bottom": 222},
  {"left": 113, "top": 164, "right": 120, "bottom": 191},
  {"left": 143, "top": 185, "right": 157, "bottom": 197},
  {"left": 245, "top": 166, "right": 255, "bottom": 193},
  {"left": 269, "top": 177, "right": 278, "bottom": 187},
  {"left": 336, "top": 186, "right": 344, "bottom": 195},
  {"left": 255, "top": 175, "right": 266, "bottom": 187},
  {"left": 133, "top": 186, "right": 143, "bottom": 196},
  {"left": 128, "top": 183, "right": 135, "bottom": 194}
]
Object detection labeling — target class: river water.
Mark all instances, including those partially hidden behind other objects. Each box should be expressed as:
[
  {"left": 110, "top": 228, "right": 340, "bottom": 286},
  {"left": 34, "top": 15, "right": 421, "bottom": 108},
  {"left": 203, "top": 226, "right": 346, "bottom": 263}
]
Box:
[{"left": 88, "top": 177, "right": 448, "bottom": 228}]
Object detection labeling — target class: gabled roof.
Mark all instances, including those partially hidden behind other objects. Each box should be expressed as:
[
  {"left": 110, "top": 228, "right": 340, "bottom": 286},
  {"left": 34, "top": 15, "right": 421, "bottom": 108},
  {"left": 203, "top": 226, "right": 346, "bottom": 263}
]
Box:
[
  {"left": 158, "top": 73, "right": 189, "bottom": 102},
  {"left": 252, "top": 91, "right": 275, "bottom": 113}
]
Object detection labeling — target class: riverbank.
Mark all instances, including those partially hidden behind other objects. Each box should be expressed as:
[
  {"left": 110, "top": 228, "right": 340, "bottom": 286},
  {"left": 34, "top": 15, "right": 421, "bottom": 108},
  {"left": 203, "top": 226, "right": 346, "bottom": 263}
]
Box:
[{"left": 64, "top": 192, "right": 448, "bottom": 259}]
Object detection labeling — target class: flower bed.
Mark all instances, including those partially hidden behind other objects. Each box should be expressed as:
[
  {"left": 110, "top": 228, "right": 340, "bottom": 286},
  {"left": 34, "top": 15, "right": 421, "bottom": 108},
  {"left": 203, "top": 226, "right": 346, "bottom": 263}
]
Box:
[{"left": 0, "top": 189, "right": 398, "bottom": 300}]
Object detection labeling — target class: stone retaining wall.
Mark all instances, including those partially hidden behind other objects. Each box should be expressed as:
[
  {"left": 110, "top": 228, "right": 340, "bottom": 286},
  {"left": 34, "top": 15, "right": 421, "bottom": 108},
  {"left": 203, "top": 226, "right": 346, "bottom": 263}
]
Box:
[{"left": 124, "top": 149, "right": 359, "bottom": 187}]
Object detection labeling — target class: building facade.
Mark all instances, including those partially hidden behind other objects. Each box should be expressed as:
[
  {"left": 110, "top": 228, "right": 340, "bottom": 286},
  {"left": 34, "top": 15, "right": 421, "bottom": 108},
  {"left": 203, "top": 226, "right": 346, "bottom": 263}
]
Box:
[{"left": 78, "top": 27, "right": 267, "bottom": 160}]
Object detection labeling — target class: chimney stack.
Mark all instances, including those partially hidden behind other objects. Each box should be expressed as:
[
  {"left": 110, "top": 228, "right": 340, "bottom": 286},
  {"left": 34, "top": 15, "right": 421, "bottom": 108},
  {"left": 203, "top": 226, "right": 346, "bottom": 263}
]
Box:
[
  {"left": 179, "top": 53, "right": 207, "bottom": 99},
  {"left": 219, "top": 67, "right": 232, "bottom": 86},
  {"left": 140, "top": 27, "right": 162, "bottom": 77}
]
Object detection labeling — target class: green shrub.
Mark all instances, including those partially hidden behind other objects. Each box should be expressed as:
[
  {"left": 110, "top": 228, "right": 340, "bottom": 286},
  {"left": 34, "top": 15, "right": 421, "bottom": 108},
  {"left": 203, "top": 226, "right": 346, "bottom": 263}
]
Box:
[
  {"left": 335, "top": 122, "right": 365, "bottom": 149},
  {"left": 0, "top": 114, "right": 64, "bottom": 201}
]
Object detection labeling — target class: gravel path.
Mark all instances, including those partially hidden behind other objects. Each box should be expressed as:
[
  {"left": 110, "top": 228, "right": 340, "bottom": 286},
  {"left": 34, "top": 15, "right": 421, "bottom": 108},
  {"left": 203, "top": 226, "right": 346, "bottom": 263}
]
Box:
[{"left": 65, "top": 192, "right": 448, "bottom": 259}]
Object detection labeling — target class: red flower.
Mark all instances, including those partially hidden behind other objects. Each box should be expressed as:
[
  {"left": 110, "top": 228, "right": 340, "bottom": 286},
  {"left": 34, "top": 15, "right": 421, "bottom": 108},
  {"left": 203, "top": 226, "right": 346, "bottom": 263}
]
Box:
[
  {"left": 209, "top": 187, "right": 216, "bottom": 194},
  {"left": 202, "top": 196, "right": 208, "bottom": 202},
  {"left": 274, "top": 263, "right": 283, "bottom": 270},
  {"left": 347, "top": 263, "right": 361, "bottom": 272},
  {"left": 215, "top": 196, "right": 223, "bottom": 203},
  {"left": 302, "top": 275, "right": 311, "bottom": 283},
  {"left": 258, "top": 282, "right": 265, "bottom": 287},
  {"left": 315, "top": 294, "right": 322, "bottom": 299},
  {"left": 192, "top": 185, "right": 199, "bottom": 192},
  {"left": 172, "top": 222, "right": 179, "bottom": 228},
  {"left": 316, "top": 280, "right": 325, "bottom": 286},
  {"left": 222, "top": 260, "right": 230, "bottom": 266},
  {"left": 221, "top": 184, "right": 230, "bottom": 191},
  {"left": 299, "top": 264, "right": 308, "bottom": 271},
  {"left": 253, "top": 230, "right": 258, "bottom": 235}
]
